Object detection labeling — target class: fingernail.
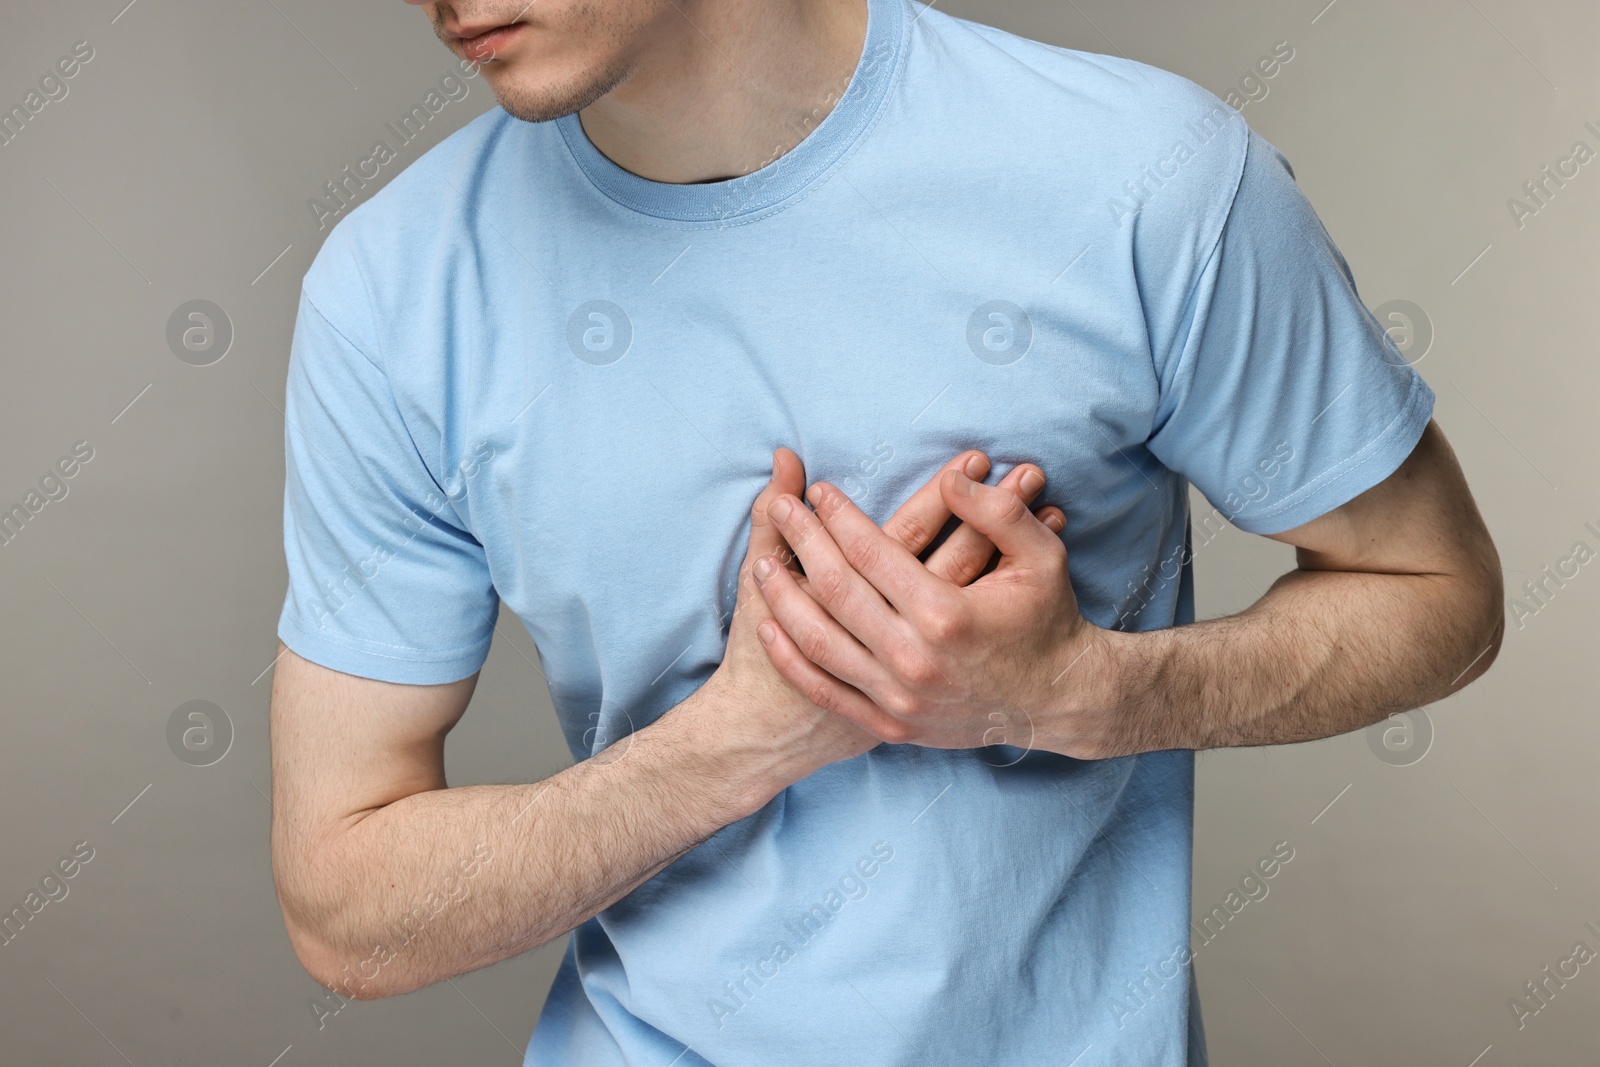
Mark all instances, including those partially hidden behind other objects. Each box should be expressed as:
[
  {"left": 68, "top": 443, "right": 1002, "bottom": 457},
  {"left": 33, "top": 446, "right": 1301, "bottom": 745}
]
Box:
[
  {"left": 757, "top": 620, "right": 776, "bottom": 645},
  {"left": 964, "top": 453, "right": 988, "bottom": 478},
  {"left": 768, "top": 496, "right": 793, "bottom": 523},
  {"left": 949, "top": 471, "right": 977, "bottom": 497},
  {"left": 805, "top": 484, "right": 822, "bottom": 506},
  {"left": 754, "top": 556, "right": 777, "bottom": 581},
  {"left": 1044, "top": 512, "right": 1065, "bottom": 533},
  {"left": 1019, "top": 468, "right": 1046, "bottom": 495}
]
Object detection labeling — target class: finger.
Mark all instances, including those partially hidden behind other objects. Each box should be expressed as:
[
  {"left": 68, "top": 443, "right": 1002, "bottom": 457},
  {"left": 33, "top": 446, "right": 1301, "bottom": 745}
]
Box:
[
  {"left": 765, "top": 492, "right": 909, "bottom": 655},
  {"left": 733, "top": 448, "right": 807, "bottom": 629},
  {"left": 753, "top": 553, "right": 904, "bottom": 702},
  {"left": 745, "top": 448, "right": 806, "bottom": 578},
  {"left": 805, "top": 480, "right": 955, "bottom": 618},
  {"left": 754, "top": 618, "right": 903, "bottom": 740},
  {"left": 926, "top": 463, "right": 1050, "bottom": 585},
  {"left": 881, "top": 450, "right": 990, "bottom": 556},
  {"left": 939, "top": 469, "right": 1064, "bottom": 567},
  {"left": 962, "top": 506, "right": 1065, "bottom": 583}
]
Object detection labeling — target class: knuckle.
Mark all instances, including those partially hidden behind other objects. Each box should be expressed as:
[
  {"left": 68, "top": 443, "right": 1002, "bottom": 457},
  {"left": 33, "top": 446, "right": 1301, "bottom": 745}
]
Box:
[
  {"left": 895, "top": 648, "right": 941, "bottom": 687},
  {"left": 881, "top": 688, "right": 921, "bottom": 718},
  {"left": 798, "top": 625, "right": 831, "bottom": 665},
  {"left": 887, "top": 646, "right": 924, "bottom": 683},
  {"left": 992, "top": 491, "right": 1028, "bottom": 526},
  {"left": 812, "top": 567, "right": 849, "bottom": 608},
  {"left": 947, "top": 546, "right": 987, "bottom": 586},
  {"left": 921, "top": 602, "right": 965, "bottom": 645},
  {"left": 886, "top": 513, "right": 931, "bottom": 551},
  {"left": 803, "top": 677, "right": 836, "bottom": 712},
  {"left": 876, "top": 718, "right": 914, "bottom": 744},
  {"left": 846, "top": 538, "right": 884, "bottom": 577}
]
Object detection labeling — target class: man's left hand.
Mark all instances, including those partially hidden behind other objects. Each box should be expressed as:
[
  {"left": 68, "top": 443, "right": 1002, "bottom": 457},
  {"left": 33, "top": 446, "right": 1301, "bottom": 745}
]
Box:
[{"left": 752, "top": 465, "right": 1118, "bottom": 759}]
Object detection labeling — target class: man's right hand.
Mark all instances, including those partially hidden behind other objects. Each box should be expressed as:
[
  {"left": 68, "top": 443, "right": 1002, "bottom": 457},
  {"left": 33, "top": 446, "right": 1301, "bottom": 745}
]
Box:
[{"left": 688, "top": 447, "right": 1063, "bottom": 800}]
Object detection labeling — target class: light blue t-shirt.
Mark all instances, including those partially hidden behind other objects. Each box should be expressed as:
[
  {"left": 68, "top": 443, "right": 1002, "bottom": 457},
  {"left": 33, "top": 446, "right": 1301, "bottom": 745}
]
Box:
[{"left": 276, "top": 0, "right": 1433, "bottom": 1062}]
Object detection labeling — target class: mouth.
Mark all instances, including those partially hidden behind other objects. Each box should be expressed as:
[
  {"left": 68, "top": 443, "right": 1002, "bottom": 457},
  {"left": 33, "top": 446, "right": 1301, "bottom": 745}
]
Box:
[{"left": 446, "top": 20, "right": 526, "bottom": 62}]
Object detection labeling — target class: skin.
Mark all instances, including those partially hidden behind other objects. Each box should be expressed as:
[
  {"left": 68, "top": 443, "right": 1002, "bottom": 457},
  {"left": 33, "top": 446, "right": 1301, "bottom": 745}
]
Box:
[
  {"left": 407, "top": 0, "right": 867, "bottom": 183},
  {"left": 272, "top": 0, "right": 1504, "bottom": 1002},
  {"left": 753, "top": 420, "right": 1503, "bottom": 758}
]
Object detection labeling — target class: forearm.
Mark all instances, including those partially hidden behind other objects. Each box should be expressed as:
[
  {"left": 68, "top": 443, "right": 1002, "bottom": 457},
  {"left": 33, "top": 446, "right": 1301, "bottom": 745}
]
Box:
[
  {"left": 1092, "top": 566, "right": 1504, "bottom": 753},
  {"left": 279, "top": 683, "right": 790, "bottom": 1000}
]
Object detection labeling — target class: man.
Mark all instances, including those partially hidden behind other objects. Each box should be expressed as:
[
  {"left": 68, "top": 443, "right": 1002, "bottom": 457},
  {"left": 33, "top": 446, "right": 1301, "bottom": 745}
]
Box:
[{"left": 268, "top": 0, "right": 1503, "bottom": 1062}]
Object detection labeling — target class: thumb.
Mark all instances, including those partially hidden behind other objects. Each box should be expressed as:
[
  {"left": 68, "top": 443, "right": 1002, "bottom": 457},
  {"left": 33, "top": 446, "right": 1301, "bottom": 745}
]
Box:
[{"left": 747, "top": 447, "right": 805, "bottom": 569}]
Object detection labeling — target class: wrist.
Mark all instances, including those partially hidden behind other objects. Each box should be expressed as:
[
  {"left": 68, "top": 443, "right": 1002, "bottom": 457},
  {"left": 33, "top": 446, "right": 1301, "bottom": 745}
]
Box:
[
  {"left": 1037, "top": 623, "right": 1167, "bottom": 759},
  {"left": 660, "top": 675, "right": 805, "bottom": 820}
]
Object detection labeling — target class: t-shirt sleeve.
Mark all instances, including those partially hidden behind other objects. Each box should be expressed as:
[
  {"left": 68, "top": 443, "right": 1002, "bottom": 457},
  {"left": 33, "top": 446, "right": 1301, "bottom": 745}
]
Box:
[
  {"left": 276, "top": 284, "right": 498, "bottom": 685},
  {"left": 1145, "top": 124, "right": 1435, "bottom": 535}
]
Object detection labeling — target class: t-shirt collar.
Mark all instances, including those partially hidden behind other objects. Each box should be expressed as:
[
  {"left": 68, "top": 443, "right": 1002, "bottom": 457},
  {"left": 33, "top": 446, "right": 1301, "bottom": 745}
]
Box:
[{"left": 555, "top": 0, "right": 905, "bottom": 224}]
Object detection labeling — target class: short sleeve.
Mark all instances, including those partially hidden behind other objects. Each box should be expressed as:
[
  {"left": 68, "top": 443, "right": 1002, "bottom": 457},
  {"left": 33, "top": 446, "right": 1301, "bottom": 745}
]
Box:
[
  {"left": 276, "top": 288, "right": 498, "bottom": 684},
  {"left": 1145, "top": 125, "right": 1434, "bottom": 535}
]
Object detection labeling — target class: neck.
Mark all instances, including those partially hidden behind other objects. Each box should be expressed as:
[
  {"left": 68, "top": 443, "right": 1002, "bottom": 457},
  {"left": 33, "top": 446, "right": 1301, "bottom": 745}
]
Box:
[{"left": 578, "top": 0, "right": 869, "bottom": 184}]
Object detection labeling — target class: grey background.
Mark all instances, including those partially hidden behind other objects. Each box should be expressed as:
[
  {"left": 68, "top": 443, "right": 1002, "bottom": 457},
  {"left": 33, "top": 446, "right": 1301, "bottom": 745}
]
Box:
[{"left": 0, "top": 0, "right": 1593, "bottom": 1064}]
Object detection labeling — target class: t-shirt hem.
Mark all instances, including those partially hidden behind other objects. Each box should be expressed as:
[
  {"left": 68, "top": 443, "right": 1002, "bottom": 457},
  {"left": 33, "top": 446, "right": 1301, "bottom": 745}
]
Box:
[
  {"left": 277, "top": 615, "right": 491, "bottom": 685},
  {"left": 1228, "top": 371, "right": 1436, "bottom": 536}
]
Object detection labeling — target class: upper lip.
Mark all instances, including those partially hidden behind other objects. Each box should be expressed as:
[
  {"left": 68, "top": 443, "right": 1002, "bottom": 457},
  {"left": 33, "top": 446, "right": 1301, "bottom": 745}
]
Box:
[{"left": 444, "top": 20, "right": 518, "bottom": 40}]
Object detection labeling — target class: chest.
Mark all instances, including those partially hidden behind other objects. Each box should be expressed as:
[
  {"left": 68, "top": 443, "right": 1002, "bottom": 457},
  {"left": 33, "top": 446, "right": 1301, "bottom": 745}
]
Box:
[{"left": 384, "top": 222, "right": 1180, "bottom": 731}]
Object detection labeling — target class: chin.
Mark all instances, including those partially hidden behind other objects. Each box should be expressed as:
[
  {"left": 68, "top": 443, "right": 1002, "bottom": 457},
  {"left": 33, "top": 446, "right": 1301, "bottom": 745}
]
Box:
[{"left": 479, "top": 55, "right": 633, "bottom": 124}]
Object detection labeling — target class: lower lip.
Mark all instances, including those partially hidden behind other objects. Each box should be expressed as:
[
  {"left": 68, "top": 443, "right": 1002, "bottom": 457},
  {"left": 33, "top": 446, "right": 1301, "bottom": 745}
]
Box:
[{"left": 462, "top": 23, "right": 524, "bottom": 61}]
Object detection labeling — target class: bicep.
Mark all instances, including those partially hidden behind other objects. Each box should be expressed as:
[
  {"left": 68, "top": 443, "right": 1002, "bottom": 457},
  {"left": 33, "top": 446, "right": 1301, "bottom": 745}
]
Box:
[
  {"left": 1261, "top": 420, "right": 1496, "bottom": 581},
  {"left": 267, "top": 643, "right": 478, "bottom": 898}
]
